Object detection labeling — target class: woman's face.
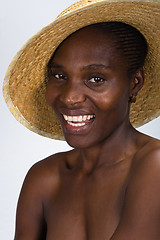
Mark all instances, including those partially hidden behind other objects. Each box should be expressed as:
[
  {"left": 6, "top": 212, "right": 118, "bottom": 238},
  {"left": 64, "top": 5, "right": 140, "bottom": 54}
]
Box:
[{"left": 46, "top": 26, "right": 132, "bottom": 148}]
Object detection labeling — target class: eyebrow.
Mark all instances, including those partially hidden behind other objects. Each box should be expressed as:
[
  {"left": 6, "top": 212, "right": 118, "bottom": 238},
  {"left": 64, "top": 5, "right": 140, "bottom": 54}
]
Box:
[
  {"left": 50, "top": 63, "right": 111, "bottom": 71},
  {"left": 81, "top": 64, "right": 111, "bottom": 71},
  {"left": 50, "top": 62, "right": 64, "bottom": 69}
]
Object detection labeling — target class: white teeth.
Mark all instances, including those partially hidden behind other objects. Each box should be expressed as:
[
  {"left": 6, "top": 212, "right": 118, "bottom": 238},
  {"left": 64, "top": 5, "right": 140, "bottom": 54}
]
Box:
[
  {"left": 68, "top": 116, "right": 72, "bottom": 121},
  {"left": 72, "top": 116, "right": 78, "bottom": 122},
  {"left": 64, "top": 115, "right": 68, "bottom": 121},
  {"left": 67, "top": 121, "right": 86, "bottom": 127},
  {"left": 83, "top": 115, "right": 87, "bottom": 121},
  {"left": 63, "top": 114, "right": 95, "bottom": 124},
  {"left": 78, "top": 116, "right": 83, "bottom": 121}
]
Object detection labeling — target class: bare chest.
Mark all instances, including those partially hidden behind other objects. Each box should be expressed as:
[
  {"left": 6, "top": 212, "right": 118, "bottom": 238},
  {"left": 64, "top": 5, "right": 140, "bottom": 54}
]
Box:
[{"left": 44, "top": 167, "right": 128, "bottom": 240}]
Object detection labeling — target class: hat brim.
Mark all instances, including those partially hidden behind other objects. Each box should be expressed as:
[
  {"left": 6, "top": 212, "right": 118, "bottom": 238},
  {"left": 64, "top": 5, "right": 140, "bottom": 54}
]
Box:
[{"left": 3, "top": 0, "right": 160, "bottom": 140}]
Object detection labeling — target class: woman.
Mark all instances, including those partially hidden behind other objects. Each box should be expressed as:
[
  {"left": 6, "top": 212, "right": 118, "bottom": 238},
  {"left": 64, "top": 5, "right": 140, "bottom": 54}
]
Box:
[{"left": 3, "top": 0, "right": 160, "bottom": 239}]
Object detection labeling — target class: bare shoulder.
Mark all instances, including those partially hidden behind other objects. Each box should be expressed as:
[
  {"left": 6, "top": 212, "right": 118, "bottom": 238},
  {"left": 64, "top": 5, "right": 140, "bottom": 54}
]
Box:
[
  {"left": 131, "top": 137, "right": 160, "bottom": 177},
  {"left": 14, "top": 150, "right": 74, "bottom": 240},
  {"left": 23, "top": 150, "right": 74, "bottom": 198},
  {"left": 128, "top": 136, "right": 160, "bottom": 201},
  {"left": 111, "top": 137, "right": 160, "bottom": 240}
]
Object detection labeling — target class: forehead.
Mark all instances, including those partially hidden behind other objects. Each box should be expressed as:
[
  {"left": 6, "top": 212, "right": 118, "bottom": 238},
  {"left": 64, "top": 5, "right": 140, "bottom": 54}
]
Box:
[{"left": 52, "top": 25, "right": 125, "bottom": 66}]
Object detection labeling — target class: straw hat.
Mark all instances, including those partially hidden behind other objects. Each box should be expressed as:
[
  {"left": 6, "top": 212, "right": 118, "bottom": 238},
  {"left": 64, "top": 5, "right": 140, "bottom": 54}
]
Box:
[{"left": 3, "top": 0, "right": 160, "bottom": 140}]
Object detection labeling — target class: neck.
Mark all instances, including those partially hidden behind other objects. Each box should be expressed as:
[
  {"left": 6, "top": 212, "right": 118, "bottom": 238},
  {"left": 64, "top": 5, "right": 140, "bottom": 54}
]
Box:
[{"left": 76, "top": 121, "right": 138, "bottom": 173}]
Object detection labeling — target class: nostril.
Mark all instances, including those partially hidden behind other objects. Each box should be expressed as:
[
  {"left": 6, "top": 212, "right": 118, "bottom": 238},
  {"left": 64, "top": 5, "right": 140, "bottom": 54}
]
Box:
[
  {"left": 60, "top": 93, "right": 86, "bottom": 105},
  {"left": 60, "top": 85, "right": 86, "bottom": 105}
]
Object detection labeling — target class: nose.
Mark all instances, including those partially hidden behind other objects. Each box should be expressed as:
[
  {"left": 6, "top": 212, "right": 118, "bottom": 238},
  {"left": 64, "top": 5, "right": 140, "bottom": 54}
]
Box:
[{"left": 60, "top": 82, "right": 86, "bottom": 106}]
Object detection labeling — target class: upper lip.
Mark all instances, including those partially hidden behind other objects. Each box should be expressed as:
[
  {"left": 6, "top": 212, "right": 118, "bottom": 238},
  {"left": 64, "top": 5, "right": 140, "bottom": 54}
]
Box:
[{"left": 60, "top": 108, "right": 95, "bottom": 117}]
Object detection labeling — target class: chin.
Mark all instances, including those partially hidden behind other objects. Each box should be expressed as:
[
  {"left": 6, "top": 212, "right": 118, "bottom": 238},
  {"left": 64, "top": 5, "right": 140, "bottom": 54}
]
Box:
[
  {"left": 63, "top": 132, "right": 101, "bottom": 150},
  {"left": 64, "top": 135, "right": 87, "bottom": 149}
]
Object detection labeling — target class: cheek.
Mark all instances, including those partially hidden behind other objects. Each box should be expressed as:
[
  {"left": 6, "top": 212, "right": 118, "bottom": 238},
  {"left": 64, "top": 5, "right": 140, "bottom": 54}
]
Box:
[{"left": 94, "top": 86, "right": 129, "bottom": 114}]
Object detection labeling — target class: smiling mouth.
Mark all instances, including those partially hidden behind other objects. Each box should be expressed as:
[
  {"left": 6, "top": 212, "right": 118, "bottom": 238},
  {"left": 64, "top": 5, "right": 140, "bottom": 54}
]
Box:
[{"left": 63, "top": 114, "right": 95, "bottom": 127}]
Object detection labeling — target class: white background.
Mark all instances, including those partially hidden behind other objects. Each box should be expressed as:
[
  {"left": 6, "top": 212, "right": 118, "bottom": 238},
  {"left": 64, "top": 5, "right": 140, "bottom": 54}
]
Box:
[{"left": 0, "top": 0, "right": 159, "bottom": 239}]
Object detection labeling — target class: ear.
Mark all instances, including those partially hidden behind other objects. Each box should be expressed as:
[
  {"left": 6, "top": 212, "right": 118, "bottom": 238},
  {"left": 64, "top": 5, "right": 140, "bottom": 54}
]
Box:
[{"left": 129, "top": 67, "right": 144, "bottom": 97}]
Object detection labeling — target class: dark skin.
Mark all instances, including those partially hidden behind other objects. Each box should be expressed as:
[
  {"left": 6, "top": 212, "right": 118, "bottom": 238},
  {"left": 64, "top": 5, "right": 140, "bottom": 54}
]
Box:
[{"left": 14, "top": 26, "right": 160, "bottom": 240}]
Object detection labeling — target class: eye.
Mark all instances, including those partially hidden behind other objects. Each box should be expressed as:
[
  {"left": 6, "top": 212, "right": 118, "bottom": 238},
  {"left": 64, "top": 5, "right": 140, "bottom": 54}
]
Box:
[
  {"left": 54, "top": 73, "right": 66, "bottom": 80},
  {"left": 89, "top": 76, "right": 105, "bottom": 83},
  {"left": 84, "top": 73, "right": 108, "bottom": 90},
  {"left": 48, "top": 69, "right": 67, "bottom": 86}
]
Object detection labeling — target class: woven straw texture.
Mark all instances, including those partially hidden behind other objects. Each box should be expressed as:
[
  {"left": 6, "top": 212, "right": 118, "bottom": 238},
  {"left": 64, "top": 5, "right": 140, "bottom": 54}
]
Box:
[{"left": 3, "top": 0, "right": 160, "bottom": 140}]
